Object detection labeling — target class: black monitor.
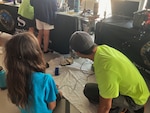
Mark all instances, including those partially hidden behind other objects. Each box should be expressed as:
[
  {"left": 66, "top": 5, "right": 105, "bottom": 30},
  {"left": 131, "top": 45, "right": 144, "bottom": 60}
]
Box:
[
  {"left": 146, "top": 0, "right": 150, "bottom": 9},
  {"left": 111, "top": 0, "right": 139, "bottom": 19}
]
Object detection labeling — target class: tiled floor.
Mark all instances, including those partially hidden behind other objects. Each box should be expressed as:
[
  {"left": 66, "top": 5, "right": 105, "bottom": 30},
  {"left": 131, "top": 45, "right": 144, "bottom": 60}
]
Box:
[{"left": 0, "top": 32, "right": 150, "bottom": 113}]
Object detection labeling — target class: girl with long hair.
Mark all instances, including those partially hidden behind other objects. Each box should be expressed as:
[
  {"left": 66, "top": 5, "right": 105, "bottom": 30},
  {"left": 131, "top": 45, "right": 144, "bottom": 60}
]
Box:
[{"left": 4, "top": 32, "right": 61, "bottom": 113}]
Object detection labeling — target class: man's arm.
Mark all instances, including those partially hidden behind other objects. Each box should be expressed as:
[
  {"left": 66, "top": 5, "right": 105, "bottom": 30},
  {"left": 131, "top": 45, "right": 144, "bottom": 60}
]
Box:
[{"left": 97, "top": 96, "right": 112, "bottom": 113}]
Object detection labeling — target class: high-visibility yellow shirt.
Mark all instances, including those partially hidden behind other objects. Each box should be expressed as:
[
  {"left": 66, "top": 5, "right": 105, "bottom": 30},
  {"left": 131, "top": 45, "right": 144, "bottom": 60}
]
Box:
[
  {"left": 94, "top": 45, "right": 150, "bottom": 105},
  {"left": 18, "top": 0, "right": 34, "bottom": 20}
]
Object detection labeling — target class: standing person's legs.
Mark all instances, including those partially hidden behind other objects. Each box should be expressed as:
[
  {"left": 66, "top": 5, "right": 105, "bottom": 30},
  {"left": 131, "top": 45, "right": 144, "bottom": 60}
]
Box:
[
  {"left": 36, "top": 19, "right": 44, "bottom": 48},
  {"left": 43, "top": 30, "right": 50, "bottom": 52},
  {"left": 37, "top": 29, "right": 43, "bottom": 47},
  {"left": 43, "top": 23, "right": 54, "bottom": 53},
  {"left": 36, "top": 19, "right": 54, "bottom": 53}
]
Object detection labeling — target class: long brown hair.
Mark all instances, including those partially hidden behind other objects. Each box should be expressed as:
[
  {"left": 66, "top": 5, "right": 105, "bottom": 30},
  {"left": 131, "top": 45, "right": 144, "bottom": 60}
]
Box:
[{"left": 4, "top": 32, "right": 46, "bottom": 108}]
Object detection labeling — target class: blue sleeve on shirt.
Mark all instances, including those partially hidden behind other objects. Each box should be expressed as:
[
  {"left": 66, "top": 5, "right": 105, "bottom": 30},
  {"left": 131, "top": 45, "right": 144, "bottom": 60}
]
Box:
[{"left": 45, "top": 74, "right": 58, "bottom": 103}]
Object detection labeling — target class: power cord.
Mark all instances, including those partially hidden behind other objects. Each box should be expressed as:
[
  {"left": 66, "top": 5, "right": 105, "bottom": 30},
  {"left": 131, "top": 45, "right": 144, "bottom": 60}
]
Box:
[{"left": 80, "top": 59, "right": 94, "bottom": 75}]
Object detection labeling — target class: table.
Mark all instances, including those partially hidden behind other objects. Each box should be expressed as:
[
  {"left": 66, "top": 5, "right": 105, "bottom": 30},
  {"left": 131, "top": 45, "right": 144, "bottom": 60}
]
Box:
[{"left": 46, "top": 56, "right": 97, "bottom": 113}]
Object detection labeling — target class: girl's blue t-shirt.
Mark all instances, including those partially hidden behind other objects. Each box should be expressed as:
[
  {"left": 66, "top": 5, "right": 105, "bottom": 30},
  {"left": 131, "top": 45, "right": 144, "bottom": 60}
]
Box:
[{"left": 19, "top": 72, "right": 58, "bottom": 113}]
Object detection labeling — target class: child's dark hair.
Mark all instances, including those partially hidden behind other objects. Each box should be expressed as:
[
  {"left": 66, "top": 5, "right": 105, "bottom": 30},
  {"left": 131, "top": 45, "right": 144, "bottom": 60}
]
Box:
[{"left": 4, "top": 32, "right": 46, "bottom": 108}]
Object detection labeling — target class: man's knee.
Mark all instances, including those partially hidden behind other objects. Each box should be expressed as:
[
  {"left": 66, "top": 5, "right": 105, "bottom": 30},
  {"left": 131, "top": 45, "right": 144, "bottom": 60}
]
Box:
[
  {"left": 83, "top": 83, "right": 98, "bottom": 97},
  {"left": 83, "top": 83, "right": 99, "bottom": 104}
]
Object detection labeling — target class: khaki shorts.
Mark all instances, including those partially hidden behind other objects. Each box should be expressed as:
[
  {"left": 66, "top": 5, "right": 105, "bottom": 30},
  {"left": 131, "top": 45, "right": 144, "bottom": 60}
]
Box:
[{"left": 36, "top": 19, "right": 54, "bottom": 30}]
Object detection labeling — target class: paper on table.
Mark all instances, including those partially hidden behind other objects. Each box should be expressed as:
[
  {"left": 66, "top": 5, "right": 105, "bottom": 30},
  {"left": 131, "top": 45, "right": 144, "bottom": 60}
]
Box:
[{"left": 46, "top": 57, "right": 97, "bottom": 113}]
